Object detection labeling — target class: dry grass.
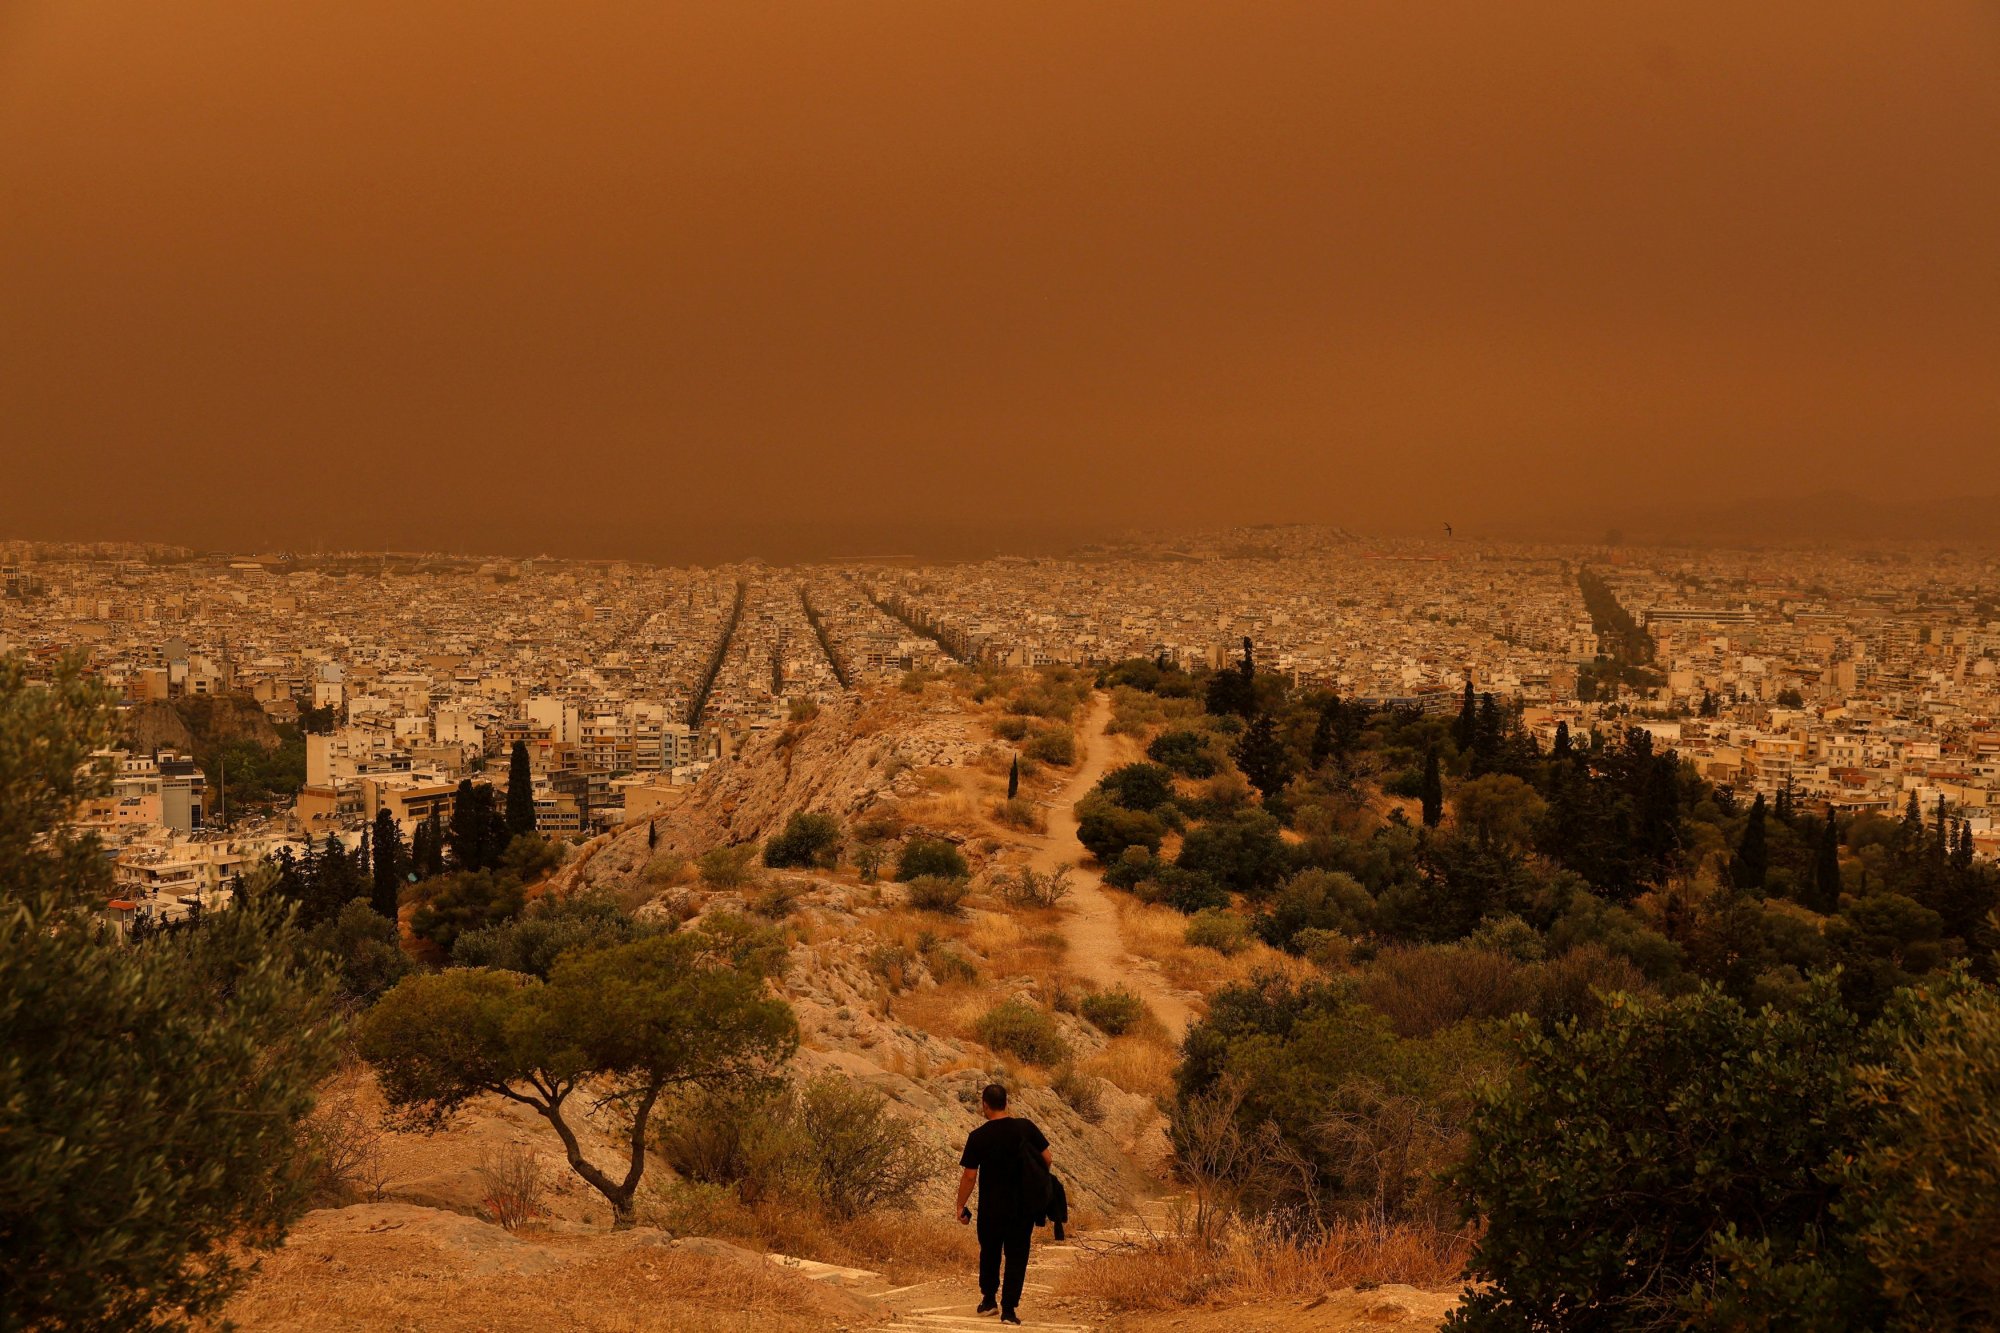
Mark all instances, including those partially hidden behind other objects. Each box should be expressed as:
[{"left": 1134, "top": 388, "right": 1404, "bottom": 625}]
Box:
[
  {"left": 227, "top": 1221, "right": 872, "bottom": 1332},
  {"left": 1057, "top": 1219, "right": 1472, "bottom": 1312},
  {"left": 1082, "top": 1036, "right": 1178, "bottom": 1101},
  {"left": 894, "top": 792, "right": 983, "bottom": 837},
  {"left": 1115, "top": 899, "right": 1316, "bottom": 994},
  {"left": 650, "top": 1187, "right": 979, "bottom": 1287}
]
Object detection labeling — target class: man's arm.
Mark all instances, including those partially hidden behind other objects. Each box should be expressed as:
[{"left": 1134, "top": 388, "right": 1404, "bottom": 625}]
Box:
[{"left": 954, "top": 1167, "right": 978, "bottom": 1220}]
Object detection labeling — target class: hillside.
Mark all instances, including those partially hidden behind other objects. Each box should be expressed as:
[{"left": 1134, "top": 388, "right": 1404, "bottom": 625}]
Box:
[{"left": 222, "top": 679, "right": 1466, "bottom": 1331}]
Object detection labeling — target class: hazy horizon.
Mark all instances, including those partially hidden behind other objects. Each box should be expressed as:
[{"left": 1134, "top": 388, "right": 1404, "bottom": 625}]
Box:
[{"left": 5, "top": 2, "right": 1997, "bottom": 561}]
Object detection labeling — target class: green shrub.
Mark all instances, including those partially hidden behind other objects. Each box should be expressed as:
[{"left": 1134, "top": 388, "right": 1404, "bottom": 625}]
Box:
[
  {"left": 1075, "top": 792, "right": 1165, "bottom": 865},
  {"left": 1147, "top": 728, "right": 1220, "bottom": 778},
  {"left": 1024, "top": 725, "right": 1076, "bottom": 766},
  {"left": 408, "top": 869, "right": 527, "bottom": 953},
  {"left": 991, "top": 716, "right": 1031, "bottom": 742},
  {"left": 1080, "top": 987, "right": 1150, "bottom": 1036},
  {"left": 1254, "top": 869, "right": 1375, "bottom": 952},
  {"left": 1096, "top": 762, "right": 1176, "bottom": 812},
  {"left": 905, "top": 874, "right": 970, "bottom": 915},
  {"left": 1446, "top": 980, "right": 1884, "bottom": 1331},
  {"left": 1184, "top": 908, "right": 1250, "bottom": 955},
  {"left": 763, "top": 812, "right": 842, "bottom": 869},
  {"left": 1177, "top": 810, "right": 1290, "bottom": 899},
  {"left": 1844, "top": 981, "right": 2000, "bottom": 1328},
  {"left": 451, "top": 891, "right": 656, "bottom": 978},
  {"left": 976, "top": 998, "right": 1070, "bottom": 1066},
  {"left": 896, "top": 836, "right": 969, "bottom": 882}
]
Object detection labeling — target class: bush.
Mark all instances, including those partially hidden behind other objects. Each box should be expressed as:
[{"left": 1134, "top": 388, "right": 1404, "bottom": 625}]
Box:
[
  {"left": 1144, "top": 864, "right": 1228, "bottom": 915},
  {"left": 1103, "top": 846, "right": 1156, "bottom": 891},
  {"left": 897, "top": 836, "right": 970, "bottom": 882},
  {"left": 763, "top": 812, "right": 842, "bottom": 869},
  {"left": 1845, "top": 981, "right": 2000, "bottom": 1327},
  {"left": 992, "top": 796, "right": 1045, "bottom": 832},
  {"left": 997, "top": 864, "right": 1073, "bottom": 909},
  {"left": 1254, "top": 870, "right": 1375, "bottom": 952},
  {"left": 1147, "top": 728, "right": 1220, "bottom": 778},
  {"left": 752, "top": 882, "right": 802, "bottom": 918},
  {"left": 451, "top": 891, "right": 656, "bottom": 978},
  {"left": 1080, "top": 987, "right": 1150, "bottom": 1036},
  {"left": 657, "top": 1075, "right": 939, "bottom": 1220},
  {"left": 1097, "top": 762, "right": 1177, "bottom": 813},
  {"left": 1051, "top": 1064, "right": 1105, "bottom": 1123},
  {"left": 1447, "top": 980, "right": 1884, "bottom": 1331},
  {"left": 408, "top": 869, "right": 528, "bottom": 953},
  {"left": 698, "top": 844, "right": 760, "bottom": 888},
  {"left": 792, "top": 1074, "right": 939, "bottom": 1218},
  {"left": 905, "top": 874, "right": 971, "bottom": 914},
  {"left": 1076, "top": 792, "right": 1165, "bottom": 865},
  {"left": 307, "top": 898, "right": 415, "bottom": 1003},
  {"left": 1024, "top": 725, "right": 1077, "bottom": 766},
  {"left": 1184, "top": 908, "right": 1251, "bottom": 955},
  {"left": 476, "top": 1143, "right": 547, "bottom": 1231},
  {"left": 992, "top": 716, "right": 1031, "bottom": 742},
  {"left": 1175, "top": 975, "right": 1501, "bottom": 1226},
  {"left": 977, "top": 998, "right": 1071, "bottom": 1066},
  {"left": 1177, "top": 810, "right": 1290, "bottom": 899}
]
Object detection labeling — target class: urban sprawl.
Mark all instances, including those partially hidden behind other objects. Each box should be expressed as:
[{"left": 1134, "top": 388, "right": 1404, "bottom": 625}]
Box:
[{"left": 8, "top": 526, "right": 1999, "bottom": 928}]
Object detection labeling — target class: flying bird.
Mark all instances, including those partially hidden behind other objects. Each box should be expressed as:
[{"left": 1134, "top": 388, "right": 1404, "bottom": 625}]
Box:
[{"left": 1443, "top": 522, "right": 1454, "bottom": 538}]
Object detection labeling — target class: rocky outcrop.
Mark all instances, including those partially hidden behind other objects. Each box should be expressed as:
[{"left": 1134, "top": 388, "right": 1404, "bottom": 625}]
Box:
[
  {"left": 119, "top": 692, "right": 282, "bottom": 756},
  {"left": 558, "top": 688, "right": 989, "bottom": 896}
]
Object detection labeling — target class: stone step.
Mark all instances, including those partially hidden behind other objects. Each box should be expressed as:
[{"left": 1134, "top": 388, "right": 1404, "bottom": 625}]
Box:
[{"left": 765, "top": 1252, "right": 884, "bottom": 1285}]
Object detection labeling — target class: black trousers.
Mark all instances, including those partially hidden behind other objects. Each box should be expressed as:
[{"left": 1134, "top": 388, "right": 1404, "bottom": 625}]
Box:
[{"left": 977, "top": 1217, "right": 1034, "bottom": 1312}]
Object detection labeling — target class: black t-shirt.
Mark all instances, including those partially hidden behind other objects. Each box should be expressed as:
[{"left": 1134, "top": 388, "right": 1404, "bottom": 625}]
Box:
[{"left": 959, "top": 1116, "right": 1050, "bottom": 1224}]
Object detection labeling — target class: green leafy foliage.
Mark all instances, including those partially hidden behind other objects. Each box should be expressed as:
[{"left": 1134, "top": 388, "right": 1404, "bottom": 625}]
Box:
[
  {"left": 763, "top": 811, "right": 843, "bottom": 869},
  {"left": 0, "top": 658, "right": 343, "bottom": 1330},
  {"left": 895, "top": 836, "right": 969, "bottom": 882},
  {"left": 360, "top": 927, "right": 798, "bottom": 1226},
  {"left": 975, "top": 997, "right": 1070, "bottom": 1066},
  {"left": 1079, "top": 986, "right": 1149, "bottom": 1035}
]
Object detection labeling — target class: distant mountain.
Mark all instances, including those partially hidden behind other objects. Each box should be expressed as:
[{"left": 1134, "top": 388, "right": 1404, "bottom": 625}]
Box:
[{"left": 1488, "top": 492, "right": 2000, "bottom": 547}]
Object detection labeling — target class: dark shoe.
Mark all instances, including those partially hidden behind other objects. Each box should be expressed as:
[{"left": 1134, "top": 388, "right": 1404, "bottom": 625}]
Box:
[
  {"left": 975, "top": 1299, "right": 998, "bottom": 1315},
  {"left": 999, "top": 1314, "right": 1022, "bottom": 1326}
]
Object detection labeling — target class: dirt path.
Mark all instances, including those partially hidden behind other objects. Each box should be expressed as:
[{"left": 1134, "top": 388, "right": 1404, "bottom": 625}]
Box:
[{"left": 1026, "top": 693, "right": 1197, "bottom": 1039}]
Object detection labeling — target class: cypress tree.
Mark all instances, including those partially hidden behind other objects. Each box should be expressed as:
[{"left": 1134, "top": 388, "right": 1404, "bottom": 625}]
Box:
[
  {"left": 1309, "top": 700, "right": 1337, "bottom": 768},
  {"left": 1453, "top": 678, "right": 1477, "bottom": 753},
  {"left": 505, "top": 740, "right": 537, "bottom": 838},
  {"left": 647, "top": 819, "right": 658, "bottom": 851},
  {"left": 1234, "top": 713, "right": 1291, "bottom": 801},
  {"left": 371, "top": 807, "right": 405, "bottom": 920},
  {"left": 1732, "top": 793, "right": 1769, "bottom": 894},
  {"left": 1551, "top": 720, "right": 1571, "bottom": 761},
  {"left": 1812, "top": 807, "right": 1842, "bottom": 913},
  {"left": 419, "top": 807, "right": 447, "bottom": 878},
  {"left": 1007, "top": 755, "right": 1020, "bottom": 800},
  {"left": 1419, "top": 748, "right": 1443, "bottom": 828}
]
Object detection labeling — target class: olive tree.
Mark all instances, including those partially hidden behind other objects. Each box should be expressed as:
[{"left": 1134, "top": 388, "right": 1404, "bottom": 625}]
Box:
[{"left": 359, "top": 928, "right": 797, "bottom": 1226}]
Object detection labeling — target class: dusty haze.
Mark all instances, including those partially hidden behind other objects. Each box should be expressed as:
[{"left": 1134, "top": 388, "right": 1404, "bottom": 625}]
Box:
[{"left": 3, "top": 2, "right": 1996, "bottom": 560}]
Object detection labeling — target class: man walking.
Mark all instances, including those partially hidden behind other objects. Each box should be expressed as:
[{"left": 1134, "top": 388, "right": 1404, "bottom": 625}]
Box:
[{"left": 955, "top": 1083, "right": 1052, "bottom": 1325}]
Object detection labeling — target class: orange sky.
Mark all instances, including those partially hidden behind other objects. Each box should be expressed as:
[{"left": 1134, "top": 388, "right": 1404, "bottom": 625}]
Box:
[{"left": 3, "top": 2, "right": 1996, "bottom": 559}]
